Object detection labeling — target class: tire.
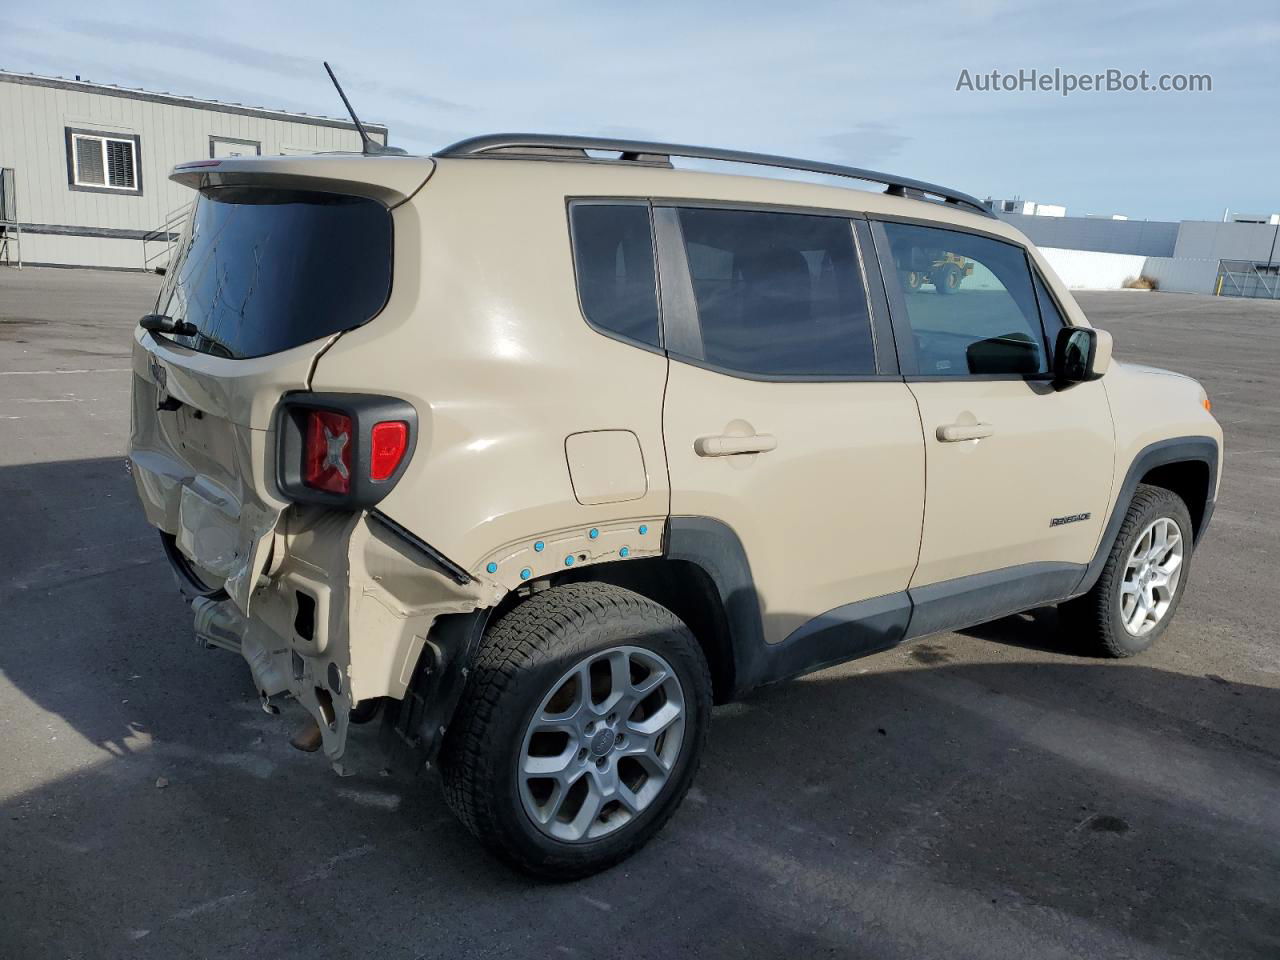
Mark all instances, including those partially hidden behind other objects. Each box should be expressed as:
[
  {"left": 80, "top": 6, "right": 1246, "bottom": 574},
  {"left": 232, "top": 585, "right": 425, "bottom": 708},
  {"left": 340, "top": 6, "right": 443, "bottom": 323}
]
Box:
[
  {"left": 904, "top": 270, "right": 922, "bottom": 291},
  {"left": 1060, "top": 484, "right": 1194, "bottom": 657},
  {"left": 934, "top": 264, "right": 961, "bottom": 295},
  {"left": 440, "top": 582, "right": 712, "bottom": 880}
]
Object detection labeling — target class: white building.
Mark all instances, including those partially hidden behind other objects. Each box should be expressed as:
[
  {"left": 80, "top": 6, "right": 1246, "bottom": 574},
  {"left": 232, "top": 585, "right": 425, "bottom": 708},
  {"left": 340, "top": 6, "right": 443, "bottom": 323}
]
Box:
[
  {"left": 987, "top": 198, "right": 1067, "bottom": 218},
  {"left": 0, "top": 70, "right": 388, "bottom": 270},
  {"left": 1228, "top": 212, "right": 1280, "bottom": 226}
]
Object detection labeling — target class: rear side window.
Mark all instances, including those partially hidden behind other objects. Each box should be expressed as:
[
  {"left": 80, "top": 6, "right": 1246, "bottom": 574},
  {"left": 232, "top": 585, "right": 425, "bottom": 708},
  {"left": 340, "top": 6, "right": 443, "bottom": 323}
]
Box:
[
  {"left": 569, "top": 203, "right": 661, "bottom": 348},
  {"left": 159, "top": 187, "right": 392, "bottom": 360},
  {"left": 675, "top": 207, "right": 876, "bottom": 377},
  {"left": 880, "top": 221, "right": 1047, "bottom": 377}
]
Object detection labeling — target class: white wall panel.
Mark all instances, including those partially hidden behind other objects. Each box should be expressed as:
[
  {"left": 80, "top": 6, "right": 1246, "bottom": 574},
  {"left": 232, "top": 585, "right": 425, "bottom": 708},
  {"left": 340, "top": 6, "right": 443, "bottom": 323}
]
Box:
[
  {"left": 1140, "top": 257, "right": 1222, "bottom": 295},
  {"left": 1, "top": 74, "right": 372, "bottom": 268},
  {"left": 1039, "top": 247, "right": 1149, "bottom": 290}
]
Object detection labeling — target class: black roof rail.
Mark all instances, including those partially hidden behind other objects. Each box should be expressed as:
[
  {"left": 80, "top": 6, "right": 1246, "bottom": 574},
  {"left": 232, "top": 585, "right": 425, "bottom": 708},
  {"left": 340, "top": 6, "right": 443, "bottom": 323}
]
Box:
[{"left": 435, "top": 133, "right": 994, "bottom": 219}]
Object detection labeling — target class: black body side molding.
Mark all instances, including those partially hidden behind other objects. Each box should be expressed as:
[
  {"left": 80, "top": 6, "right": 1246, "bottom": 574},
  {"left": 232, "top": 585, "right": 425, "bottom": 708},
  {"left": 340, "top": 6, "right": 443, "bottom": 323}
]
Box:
[
  {"left": 667, "top": 517, "right": 1079, "bottom": 695},
  {"left": 668, "top": 431, "right": 1217, "bottom": 698},
  {"left": 906, "top": 562, "right": 1083, "bottom": 641},
  {"left": 368, "top": 509, "right": 473, "bottom": 586},
  {"left": 668, "top": 517, "right": 1081, "bottom": 695},
  {"left": 767, "top": 592, "right": 912, "bottom": 684},
  {"left": 665, "top": 517, "right": 770, "bottom": 696}
]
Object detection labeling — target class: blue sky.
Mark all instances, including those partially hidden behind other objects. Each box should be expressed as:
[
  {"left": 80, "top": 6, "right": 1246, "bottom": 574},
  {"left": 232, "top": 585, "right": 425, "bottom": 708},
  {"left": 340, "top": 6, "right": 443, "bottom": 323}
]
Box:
[{"left": 2, "top": 1, "right": 1277, "bottom": 221}]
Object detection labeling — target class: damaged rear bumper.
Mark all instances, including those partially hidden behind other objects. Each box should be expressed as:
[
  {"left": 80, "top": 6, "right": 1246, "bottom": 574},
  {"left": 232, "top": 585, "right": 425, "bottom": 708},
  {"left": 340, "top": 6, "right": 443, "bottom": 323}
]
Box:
[{"left": 177, "top": 507, "right": 498, "bottom": 771}]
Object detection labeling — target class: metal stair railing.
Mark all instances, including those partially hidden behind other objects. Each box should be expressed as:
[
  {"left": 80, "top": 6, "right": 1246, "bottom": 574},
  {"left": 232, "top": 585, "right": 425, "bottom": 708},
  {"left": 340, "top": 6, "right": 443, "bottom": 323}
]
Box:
[
  {"left": 142, "top": 203, "right": 191, "bottom": 272},
  {"left": 0, "top": 167, "right": 20, "bottom": 269}
]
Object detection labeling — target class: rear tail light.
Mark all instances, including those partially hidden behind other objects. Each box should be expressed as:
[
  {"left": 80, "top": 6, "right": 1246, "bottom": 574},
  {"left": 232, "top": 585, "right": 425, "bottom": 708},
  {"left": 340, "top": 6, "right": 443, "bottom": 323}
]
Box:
[
  {"left": 303, "top": 409, "right": 354, "bottom": 494},
  {"left": 277, "top": 394, "right": 417, "bottom": 508},
  {"left": 369, "top": 420, "right": 409, "bottom": 481}
]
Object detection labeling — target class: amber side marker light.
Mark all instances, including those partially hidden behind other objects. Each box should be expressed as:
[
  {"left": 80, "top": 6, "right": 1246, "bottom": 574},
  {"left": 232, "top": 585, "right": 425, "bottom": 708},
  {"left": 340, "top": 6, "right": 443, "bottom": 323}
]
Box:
[{"left": 1203, "top": 394, "right": 1212, "bottom": 412}]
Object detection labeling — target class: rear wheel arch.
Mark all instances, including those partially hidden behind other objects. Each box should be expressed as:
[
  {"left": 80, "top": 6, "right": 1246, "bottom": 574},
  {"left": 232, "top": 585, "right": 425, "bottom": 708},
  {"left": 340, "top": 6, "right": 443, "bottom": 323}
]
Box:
[
  {"left": 393, "top": 545, "right": 744, "bottom": 769},
  {"left": 553, "top": 556, "right": 738, "bottom": 704},
  {"left": 486, "top": 516, "right": 769, "bottom": 703}
]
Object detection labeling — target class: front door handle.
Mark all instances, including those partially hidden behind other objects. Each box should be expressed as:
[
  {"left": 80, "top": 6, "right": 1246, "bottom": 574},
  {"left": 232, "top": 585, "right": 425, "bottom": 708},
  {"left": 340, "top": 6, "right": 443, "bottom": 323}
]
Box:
[
  {"left": 695, "top": 433, "right": 778, "bottom": 457},
  {"left": 936, "top": 422, "right": 994, "bottom": 442}
]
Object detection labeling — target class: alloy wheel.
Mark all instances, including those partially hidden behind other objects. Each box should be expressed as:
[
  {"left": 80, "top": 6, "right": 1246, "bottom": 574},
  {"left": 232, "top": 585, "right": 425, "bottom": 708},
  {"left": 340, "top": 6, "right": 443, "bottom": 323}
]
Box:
[
  {"left": 517, "top": 645, "right": 686, "bottom": 843},
  {"left": 1119, "top": 516, "right": 1185, "bottom": 636}
]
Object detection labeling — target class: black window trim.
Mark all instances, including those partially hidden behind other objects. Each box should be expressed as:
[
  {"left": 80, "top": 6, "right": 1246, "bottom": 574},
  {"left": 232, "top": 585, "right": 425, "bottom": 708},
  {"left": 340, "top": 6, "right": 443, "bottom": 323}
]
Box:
[
  {"left": 652, "top": 199, "right": 898, "bottom": 384},
  {"left": 869, "top": 214, "right": 1058, "bottom": 383},
  {"left": 853, "top": 218, "right": 900, "bottom": 378},
  {"left": 565, "top": 197, "right": 666, "bottom": 357},
  {"left": 64, "top": 126, "right": 144, "bottom": 197},
  {"left": 1029, "top": 263, "right": 1072, "bottom": 365}
]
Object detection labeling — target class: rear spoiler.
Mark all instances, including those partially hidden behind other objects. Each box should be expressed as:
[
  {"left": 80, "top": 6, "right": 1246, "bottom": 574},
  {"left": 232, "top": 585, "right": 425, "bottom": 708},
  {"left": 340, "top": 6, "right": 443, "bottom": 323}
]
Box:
[{"left": 170, "top": 154, "right": 435, "bottom": 207}]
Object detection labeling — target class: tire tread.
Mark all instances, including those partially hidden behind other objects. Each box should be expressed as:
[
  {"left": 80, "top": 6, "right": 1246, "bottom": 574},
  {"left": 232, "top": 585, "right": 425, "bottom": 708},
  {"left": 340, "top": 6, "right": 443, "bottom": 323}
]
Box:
[
  {"left": 440, "top": 582, "right": 710, "bottom": 879},
  {"left": 1062, "top": 483, "right": 1192, "bottom": 657}
]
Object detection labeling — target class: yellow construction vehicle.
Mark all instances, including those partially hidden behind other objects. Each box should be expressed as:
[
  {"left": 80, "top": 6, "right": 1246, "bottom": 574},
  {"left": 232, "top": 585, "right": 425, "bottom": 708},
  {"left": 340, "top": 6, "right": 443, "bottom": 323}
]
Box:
[{"left": 904, "top": 252, "right": 973, "bottom": 295}]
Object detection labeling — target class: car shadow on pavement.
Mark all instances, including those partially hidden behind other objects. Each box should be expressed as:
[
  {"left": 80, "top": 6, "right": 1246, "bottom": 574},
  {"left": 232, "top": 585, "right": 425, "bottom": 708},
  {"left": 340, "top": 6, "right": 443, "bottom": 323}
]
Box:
[
  {"left": 959, "top": 605, "right": 1097, "bottom": 656},
  {"left": 3, "top": 458, "right": 1279, "bottom": 959},
  {"left": 0, "top": 455, "right": 212, "bottom": 759}
]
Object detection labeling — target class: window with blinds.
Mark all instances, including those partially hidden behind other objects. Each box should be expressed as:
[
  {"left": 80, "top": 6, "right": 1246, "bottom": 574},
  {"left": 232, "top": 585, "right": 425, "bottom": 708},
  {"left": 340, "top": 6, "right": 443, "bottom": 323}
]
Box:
[{"left": 67, "top": 131, "right": 140, "bottom": 192}]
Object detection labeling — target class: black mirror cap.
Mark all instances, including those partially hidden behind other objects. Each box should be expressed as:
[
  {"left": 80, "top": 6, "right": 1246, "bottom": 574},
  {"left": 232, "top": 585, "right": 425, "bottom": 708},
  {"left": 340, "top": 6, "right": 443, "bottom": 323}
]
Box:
[{"left": 1054, "top": 327, "right": 1103, "bottom": 384}]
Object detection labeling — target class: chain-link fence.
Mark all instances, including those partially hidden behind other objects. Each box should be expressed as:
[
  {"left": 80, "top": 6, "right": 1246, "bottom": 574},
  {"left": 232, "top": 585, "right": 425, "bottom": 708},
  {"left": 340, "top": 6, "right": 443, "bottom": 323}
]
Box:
[{"left": 1217, "top": 260, "right": 1280, "bottom": 299}]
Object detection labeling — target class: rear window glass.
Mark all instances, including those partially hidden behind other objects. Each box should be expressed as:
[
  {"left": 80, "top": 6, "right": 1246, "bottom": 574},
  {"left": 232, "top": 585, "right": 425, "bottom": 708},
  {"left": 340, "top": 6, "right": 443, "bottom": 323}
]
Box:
[
  {"left": 676, "top": 207, "right": 876, "bottom": 377},
  {"left": 158, "top": 187, "right": 392, "bottom": 359},
  {"left": 569, "top": 203, "right": 661, "bottom": 348}
]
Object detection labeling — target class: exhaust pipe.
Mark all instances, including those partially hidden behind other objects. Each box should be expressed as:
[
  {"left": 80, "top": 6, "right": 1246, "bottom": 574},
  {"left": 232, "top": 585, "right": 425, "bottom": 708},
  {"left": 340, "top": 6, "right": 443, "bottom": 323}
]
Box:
[{"left": 192, "top": 596, "right": 245, "bottom": 654}]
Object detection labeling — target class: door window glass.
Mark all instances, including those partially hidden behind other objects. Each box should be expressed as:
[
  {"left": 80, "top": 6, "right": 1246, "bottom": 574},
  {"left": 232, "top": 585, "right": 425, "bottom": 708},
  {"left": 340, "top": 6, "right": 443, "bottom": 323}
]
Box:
[
  {"left": 676, "top": 207, "right": 876, "bottom": 377},
  {"left": 881, "top": 222, "right": 1047, "bottom": 376},
  {"left": 569, "top": 203, "right": 661, "bottom": 348}
]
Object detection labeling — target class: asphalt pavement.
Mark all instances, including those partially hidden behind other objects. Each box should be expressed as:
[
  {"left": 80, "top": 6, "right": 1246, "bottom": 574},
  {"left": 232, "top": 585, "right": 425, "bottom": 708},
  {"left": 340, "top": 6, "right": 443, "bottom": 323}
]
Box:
[{"left": 0, "top": 267, "right": 1277, "bottom": 959}]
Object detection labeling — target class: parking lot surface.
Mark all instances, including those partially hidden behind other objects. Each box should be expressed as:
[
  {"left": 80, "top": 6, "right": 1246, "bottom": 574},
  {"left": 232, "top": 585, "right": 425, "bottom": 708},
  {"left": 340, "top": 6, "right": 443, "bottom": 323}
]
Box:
[{"left": 1, "top": 267, "right": 1277, "bottom": 959}]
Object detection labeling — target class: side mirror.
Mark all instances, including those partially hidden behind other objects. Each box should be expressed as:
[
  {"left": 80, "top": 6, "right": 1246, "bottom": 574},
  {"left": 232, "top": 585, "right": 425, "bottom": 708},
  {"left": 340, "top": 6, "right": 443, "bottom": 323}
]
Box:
[{"left": 1054, "top": 327, "right": 1112, "bottom": 383}]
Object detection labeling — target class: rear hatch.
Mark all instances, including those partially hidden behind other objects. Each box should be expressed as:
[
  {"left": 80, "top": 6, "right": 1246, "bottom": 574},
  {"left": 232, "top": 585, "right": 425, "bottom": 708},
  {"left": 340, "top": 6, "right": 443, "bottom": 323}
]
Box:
[{"left": 129, "top": 154, "right": 433, "bottom": 610}]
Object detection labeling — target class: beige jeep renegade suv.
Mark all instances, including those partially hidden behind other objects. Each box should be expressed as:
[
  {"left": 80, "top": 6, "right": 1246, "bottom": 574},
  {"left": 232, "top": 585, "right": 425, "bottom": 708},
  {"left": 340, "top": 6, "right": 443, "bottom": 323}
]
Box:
[{"left": 128, "top": 135, "right": 1222, "bottom": 879}]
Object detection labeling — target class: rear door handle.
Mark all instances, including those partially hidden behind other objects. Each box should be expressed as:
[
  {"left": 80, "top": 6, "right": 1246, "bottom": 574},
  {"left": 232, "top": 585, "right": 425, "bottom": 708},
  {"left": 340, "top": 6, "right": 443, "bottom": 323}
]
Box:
[
  {"left": 695, "top": 434, "right": 778, "bottom": 457},
  {"left": 936, "top": 422, "right": 994, "bottom": 442}
]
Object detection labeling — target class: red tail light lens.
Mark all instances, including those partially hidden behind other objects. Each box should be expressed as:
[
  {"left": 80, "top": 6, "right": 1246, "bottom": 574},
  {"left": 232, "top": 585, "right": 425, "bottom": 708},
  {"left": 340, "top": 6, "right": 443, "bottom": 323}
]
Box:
[
  {"left": 303, "top": 409, "right": 353, "bottom": 494},
  {"left": 369, "top": 420, "right": 409, "bottom": 481},
  {"left": 278, "top": 395, "right": 416, "bottom": 508}
]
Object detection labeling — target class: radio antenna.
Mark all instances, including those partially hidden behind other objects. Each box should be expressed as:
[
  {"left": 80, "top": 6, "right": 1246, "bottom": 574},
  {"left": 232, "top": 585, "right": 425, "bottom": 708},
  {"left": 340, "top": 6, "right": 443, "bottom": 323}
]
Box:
[{"left": 323, "top": 61, "right": 405, "bottom": 156}]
